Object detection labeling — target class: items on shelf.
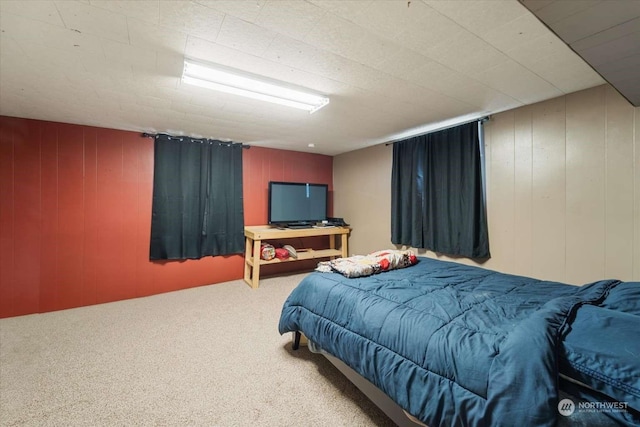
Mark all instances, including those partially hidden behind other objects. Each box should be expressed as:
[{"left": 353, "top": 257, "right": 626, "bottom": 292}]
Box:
[{"left": 260, "top": 243, "right": 275, "bottom": 260}]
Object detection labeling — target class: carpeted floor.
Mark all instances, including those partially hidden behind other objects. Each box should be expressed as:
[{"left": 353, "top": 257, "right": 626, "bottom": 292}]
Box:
[{"left": 0, "top": 273, "right": 395, "bottom": 426}]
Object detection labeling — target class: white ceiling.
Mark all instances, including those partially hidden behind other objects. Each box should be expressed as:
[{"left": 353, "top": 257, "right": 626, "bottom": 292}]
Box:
[{"left": 0, "top": 0, "right": 605, "bottom": 156}]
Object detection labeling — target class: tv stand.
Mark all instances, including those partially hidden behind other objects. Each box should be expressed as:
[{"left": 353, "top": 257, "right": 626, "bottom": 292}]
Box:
[{"left": 243, "top": 225, "right": 350, "bottom": 289}]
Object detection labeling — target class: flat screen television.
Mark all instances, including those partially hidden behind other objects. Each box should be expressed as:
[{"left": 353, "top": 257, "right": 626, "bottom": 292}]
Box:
[{"left": 268, "top": 181, "right": 328, "bottom": 227}]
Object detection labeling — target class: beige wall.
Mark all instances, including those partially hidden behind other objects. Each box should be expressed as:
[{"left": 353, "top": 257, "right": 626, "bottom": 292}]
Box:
[{"left": 333, "top": 85, "right": 640, "bottom": 285}]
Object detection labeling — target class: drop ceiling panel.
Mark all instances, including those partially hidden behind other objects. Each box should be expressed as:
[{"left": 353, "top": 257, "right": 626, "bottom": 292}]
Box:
[
  {"left": 54, "top": 1, "right": 130, "bottom": 44},
  {"left": 216, "top": 15, "right": 277, "bottom": 57},
  {"left": 0, "top": 0, "right": 65, "bottom": 26},
  {"left": 158, "top": 1, "right": 224, "bottom": 42},
  {"left": 196, "top": 0, "right": 267, "bottom": 24},
  {"left": 0, "top": 0, "right": 618, "bottom": 155},
  {"left": 254, "top": 1, "right": 326, "bottom": 40},
  {"left": 422, "top": 30, "right": 511, "bottom": 76},
  {"left": 128, "top": 18, "right": 188, "bottom": 52},
  {"left": 392, "top": 7, "right": 469, "bottom": 53},
  {"left": 89, "top": 0, "right": 161, "bottom": 23},
  {"left": 425, "top": 0, "right": 527, "bottom": 38},
  {"left": 480, "top": 13, "right": 553, "bottom": 53},
  {"left": 351, "top": 0, "right": 435, "bottom": 40},
  {"left": 477, "top": 60, "right": 564, "bottom": 103}
]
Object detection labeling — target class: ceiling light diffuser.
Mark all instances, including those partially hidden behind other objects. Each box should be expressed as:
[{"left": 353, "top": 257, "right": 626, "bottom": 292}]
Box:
[{"left": 182, "top": 59, "right": 330, "bottom": 114}]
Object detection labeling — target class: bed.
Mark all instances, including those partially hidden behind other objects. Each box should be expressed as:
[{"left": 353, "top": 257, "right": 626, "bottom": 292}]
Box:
[{"left": 278, "top": 256, "right": 640, "bottom": 426}]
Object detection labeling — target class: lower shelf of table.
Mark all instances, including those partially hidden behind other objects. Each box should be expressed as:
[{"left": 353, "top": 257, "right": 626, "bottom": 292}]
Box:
[{"left": 246, "top": 248, "right": 342, "bottom": 266}]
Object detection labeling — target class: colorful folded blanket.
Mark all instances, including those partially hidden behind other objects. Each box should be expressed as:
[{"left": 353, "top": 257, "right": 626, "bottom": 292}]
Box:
[{"left": 316, "top": 249, "right": 418, "bottom": 278}]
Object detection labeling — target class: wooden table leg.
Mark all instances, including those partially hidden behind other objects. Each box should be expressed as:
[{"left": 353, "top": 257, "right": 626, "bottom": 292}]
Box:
[
  {"left": 341, "top": 232, "right": 348, "bottom": 258},
  {"left": 251, "top": 239, "right": 262, "bottom": 289},
  {"left": 329, "top": 234, "right": 336, "bottom": 259},
  {"left": 243, "top": 236, "right": 253, "bottom": 286}
]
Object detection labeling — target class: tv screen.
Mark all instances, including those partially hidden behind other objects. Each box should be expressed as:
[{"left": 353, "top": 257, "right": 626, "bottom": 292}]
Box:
[{"left": 268, "top": 181, "right": 328, "bottom": 226}]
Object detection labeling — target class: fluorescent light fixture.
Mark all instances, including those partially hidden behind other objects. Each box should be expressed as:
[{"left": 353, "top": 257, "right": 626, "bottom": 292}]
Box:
[{"left": 182, "top": 59, "right": 329, "bottom": 114}]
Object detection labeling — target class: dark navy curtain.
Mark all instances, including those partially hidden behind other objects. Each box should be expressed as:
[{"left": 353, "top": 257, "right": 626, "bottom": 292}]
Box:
[
  {"left": 391, "top": 122, "right": 490, "bottom": 259},
  {"left": 149, "top": 135, "right": 244, "bottom": 260}
]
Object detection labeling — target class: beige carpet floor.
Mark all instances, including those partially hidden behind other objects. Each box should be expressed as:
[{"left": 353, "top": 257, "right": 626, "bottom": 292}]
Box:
[{"left": 0, "top": 273, "right": 395, "bottom": 426}]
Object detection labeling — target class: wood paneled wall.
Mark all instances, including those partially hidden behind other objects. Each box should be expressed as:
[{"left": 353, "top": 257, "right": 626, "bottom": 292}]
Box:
[
  {"left": 484, "top": 85, "right": 639, "bottom": 284},
  {"left": 0, "top": 117, "right": 332, "bottom": 318},
  {"left": 334, "top": 85, "right": 640, "bottom": 285}
]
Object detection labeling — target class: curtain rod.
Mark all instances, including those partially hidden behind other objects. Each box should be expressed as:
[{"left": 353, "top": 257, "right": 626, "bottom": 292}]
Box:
[
  {"left": 385, "top": 115, "right": 490, "bottom": 146},
  {"left": 142, "top": 132, "right": 250, "bottom": 149}
]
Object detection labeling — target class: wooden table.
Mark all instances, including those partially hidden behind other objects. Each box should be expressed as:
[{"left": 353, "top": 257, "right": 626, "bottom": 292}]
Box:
[{"left": 243, "top": 225, "right": 350, "bottom": 289}]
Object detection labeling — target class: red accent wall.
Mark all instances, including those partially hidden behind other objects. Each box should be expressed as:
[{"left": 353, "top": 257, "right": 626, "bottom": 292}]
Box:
[{"left": 0, "top": 116, "right": 333, "bottom": 318}]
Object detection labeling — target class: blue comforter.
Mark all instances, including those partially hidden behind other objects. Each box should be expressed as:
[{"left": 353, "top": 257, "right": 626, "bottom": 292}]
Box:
[
  {"left": 559, "top": 281, "right": 640, "bottom": 425},
  {"left": 278, "top": 257, "right": 629, "bottom": 426}
]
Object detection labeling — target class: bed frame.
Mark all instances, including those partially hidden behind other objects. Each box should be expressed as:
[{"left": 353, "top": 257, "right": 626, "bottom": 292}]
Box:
[{"left": 293, "top": 331, "right": 428, "bottom": 427}]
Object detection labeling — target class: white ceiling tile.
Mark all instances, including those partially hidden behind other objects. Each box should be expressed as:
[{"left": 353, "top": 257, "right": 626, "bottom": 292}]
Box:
[
  {"left": 308, "top": 1, "right": 373, "bottom": 22},
  {"left": 102, "top": 39, "right": 157, "bottom": 72},
  {"left": 423, "top": 30, "right": 510, "bottom": 76},
  {"left": 375, "top": 48, "right": 429, "bottom": 81},
  {"left": 15, "top": 40, "right": 88, "bottom": 75},
  {"left": 505, "top": 31, "right": 605, "bottom": 93},
  {"left": 0, "top": 11, "right": 56, "bottom": 45},
  {"left": 216, "top": 15, "right": 277, "bottom": 57},
  {"left": 0, "top": 0, "right": 65, "bottom": 26},
  {"left": 348, "top": 34, "right": 403, "bottom": 69},
  {"left": 476, "top": 60, "right": 563, "bottom": 103},
  {"left": 54, "top": 0, "right": 130, "bottom": 43},
  {"left": 504, "top": 31, "right": 566, "bottom": 67},
  {"left": 0, "top": 35, "right": 25, "bottom": 59},
  {"left": 446, "top": 82, "right": 523, "bottom": 113},
  {"left": 480, "top": 13, "right": 552, "bottom": 54},
  {"left": 129, "top": 74, "right": 181, "bottom": 94},
  {"left": 127, "top": 18, "right": 188, "bottom": 53},
  {"left": 263, "top": 34, "right": 323, "bottom": 69},
  {"left": 156, "top": 52, "right": 185, "bottom": 78},
  {"left": 0, "top": 9, "right": 113, "bottom": 66},
  {"left": 349, "top": 0, "right": 434, "bottom": 40},
  {"left": 94, "top": 87, "right": 135, "bottom": 105},
  {"left": 158, "top": 1, "right": 224, "bottom": 43},
  {"left": 361, "top": 73, "right": 473, "bottom": 115},
  {"left": 424, "top": 0, "right": 527, "bottom": 38},
  {"left": 88, "top": 0, "right": 160, "bottom": 23},
  {"left": 302, "top": 13, "right": 371, "bottom": 60},
  {"left": 185, "top": 35, "right": 236, "bottom": 64},
  {"left": 195, "top": 0, "right": 267, "bottom": 23},
  {"left": 81, "top": 56, "right": 133, "bottom": 82},
  {"left": 255, "top": 1, "right": 326, "bottom": 40},
  {"left": 390, "top": 4, "right": 466, "bottom": 52},
  {"left": 404, "top": 59, "right": 471, "bottom": 93},
  {"left": 526, "top": 53, "right": 605, "bottom": 94}
]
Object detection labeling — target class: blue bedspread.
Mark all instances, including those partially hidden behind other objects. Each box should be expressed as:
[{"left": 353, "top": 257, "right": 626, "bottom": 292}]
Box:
[
  {"left": 278, "top": 257, "right": 627, "bottom": 426},
  {"left": 559, "top": 281, "right": 640, "bottom": 425}
]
